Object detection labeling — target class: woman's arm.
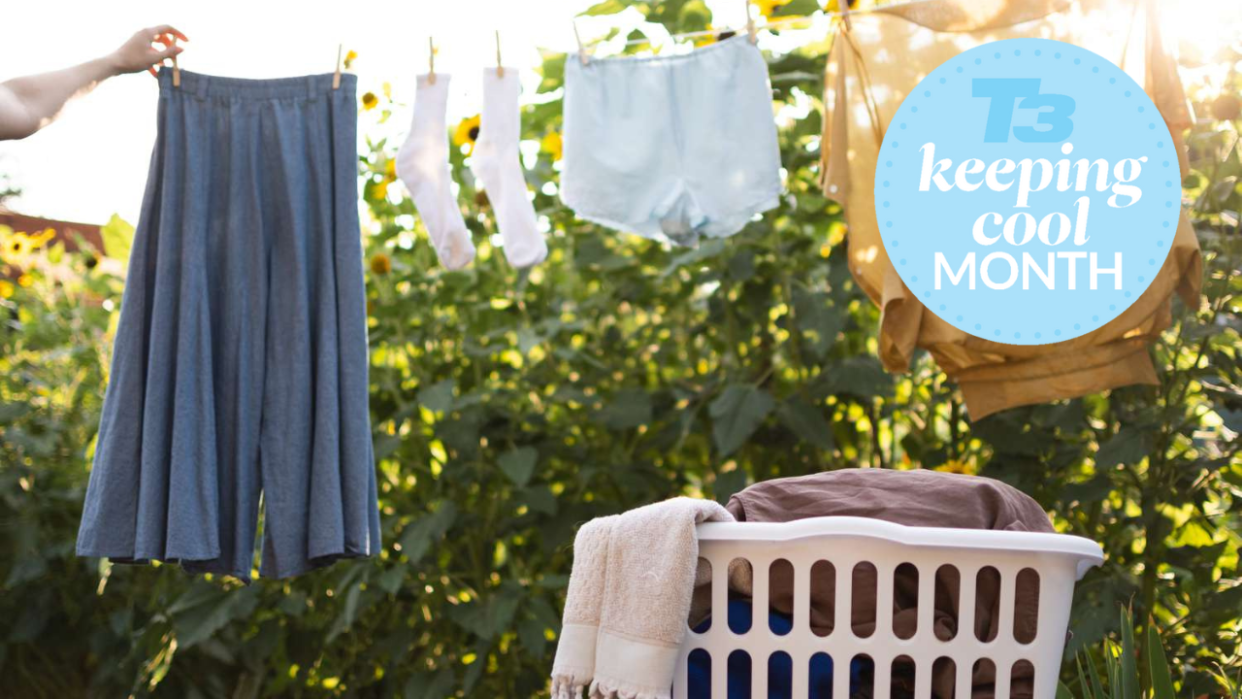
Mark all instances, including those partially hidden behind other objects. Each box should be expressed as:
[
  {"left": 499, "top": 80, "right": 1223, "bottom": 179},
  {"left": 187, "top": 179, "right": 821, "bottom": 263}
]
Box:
[{"left": 0, "top": 25, "right": 186, "bottom": 141}]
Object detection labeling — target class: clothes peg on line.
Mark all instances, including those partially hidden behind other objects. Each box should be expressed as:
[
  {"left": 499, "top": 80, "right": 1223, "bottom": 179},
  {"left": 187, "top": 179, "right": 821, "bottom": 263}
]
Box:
[
  {"left": 428, "top": 36, "right": 437, "bottom": 84},
  {"left": 333, "top": 44, "right": 343, "bottom": 89},
  {"left": 840, "top": 0, "right": 853, "bottom": 31},
  {"left": 495, "top": 30, "right": 504, "bottom": 78},
  {"left": 171, "top": 35, "right": 181, "bottom": 87},
  {"left": 744, "top": 0, "right": 757, "bottom": 44},
  {"left": 572, "top": 20, "right": 590, "bottom": 67}
]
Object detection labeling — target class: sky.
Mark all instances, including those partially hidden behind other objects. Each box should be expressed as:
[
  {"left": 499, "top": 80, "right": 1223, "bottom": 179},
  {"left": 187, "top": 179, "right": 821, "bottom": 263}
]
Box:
[
  {"left": 0, "top": 0, "right": 752, "bottom": 225},
  {"left": 2, "top": 0, "right": 1238, "bottom": 225}
]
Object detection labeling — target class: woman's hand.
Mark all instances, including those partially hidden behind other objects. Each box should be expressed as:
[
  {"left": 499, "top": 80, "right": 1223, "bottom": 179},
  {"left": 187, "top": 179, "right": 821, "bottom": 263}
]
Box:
[{"left": 109, "top": 25, "right": 188, "bottom": 77}]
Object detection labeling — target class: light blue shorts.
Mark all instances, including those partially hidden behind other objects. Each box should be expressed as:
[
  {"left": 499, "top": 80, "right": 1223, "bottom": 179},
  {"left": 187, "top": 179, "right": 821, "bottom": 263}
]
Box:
[{"left": 562, "top": 35, "right": 782, "bottom": 246}]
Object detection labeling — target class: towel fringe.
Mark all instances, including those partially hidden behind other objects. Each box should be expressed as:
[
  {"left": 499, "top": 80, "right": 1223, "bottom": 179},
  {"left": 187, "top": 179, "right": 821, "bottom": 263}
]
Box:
[
  {"left": 550, "top": 675, "right": 586, "bottom": 699},
  {"left": 587, "top": 677, "right": 669, "bottom": 699}
]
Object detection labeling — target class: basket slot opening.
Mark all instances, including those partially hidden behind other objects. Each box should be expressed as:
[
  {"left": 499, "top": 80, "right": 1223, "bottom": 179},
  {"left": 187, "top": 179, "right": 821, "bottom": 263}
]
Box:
[
  {"left": 769, "top": 558, "right": 794, "bottom": 636},
  {"left": 810, "top": 560, "right": 836, "bottom": 637},
  {"left": 809, "top": 652, "right": 833, "bottom": 699},
  {"left": 975, "top": 566, "right": 1002, "bottom": 643},
  {"left": 934, "top": 564, "right": 961, "bottom": 641},
  {"left": 891, "top": 654, "right": 917, "bottom": 699},
  {"left": 690, "top": 557, "right": 711, "bottom": 632},
  {"left": 894, "top": 562, "right": 919, "bottom": 640},
  {"left": 729, "top": 558, "right": 753, "bottom": 634},
  {"left": 727, "top": 650, "right": 751, "bottom": 698},
  {"left": 1012, "top": 659, "right": 1035, "bottom": 699},
  {"left": 851, "top": 654, "right": 875, "bottom": 698},
  {"left": 768, "top": 651, "right": 792, "bottom": 695},
  {"left": 932, "top": 657, "right": 958, "bottom": 699},
  {"left": 686, "top": 648, "right": 711, "bottom": 696},
  {"left": 852, "top": 562, "right": 878, "bottom": 638},
  {"left": 1015, "top": 568, "right": 1041, "bottom": 644},
  {"left": 973, "top": 658, "right": 997, "bottom": 699}
]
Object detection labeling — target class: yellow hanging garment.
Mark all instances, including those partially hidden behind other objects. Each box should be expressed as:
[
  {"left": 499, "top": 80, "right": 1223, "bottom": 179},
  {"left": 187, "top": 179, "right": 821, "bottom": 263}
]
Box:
[{"left": 821, "top": 0, "right": 1201, "bottom": 419}]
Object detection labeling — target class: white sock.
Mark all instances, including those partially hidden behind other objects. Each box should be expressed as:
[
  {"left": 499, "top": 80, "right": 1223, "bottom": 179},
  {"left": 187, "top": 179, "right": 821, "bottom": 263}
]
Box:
[
  {"left": 471, "top": 68, "right": 547, "bottom": 269},
  {"left": 396, "top": 74, "right": 475, "bottom": 270}
]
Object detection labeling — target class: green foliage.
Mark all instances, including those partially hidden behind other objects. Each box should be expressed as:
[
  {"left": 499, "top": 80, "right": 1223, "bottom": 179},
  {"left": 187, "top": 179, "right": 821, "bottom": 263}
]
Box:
[{"left": 1, "top": 2, "right": 1240, "bottom": 697}]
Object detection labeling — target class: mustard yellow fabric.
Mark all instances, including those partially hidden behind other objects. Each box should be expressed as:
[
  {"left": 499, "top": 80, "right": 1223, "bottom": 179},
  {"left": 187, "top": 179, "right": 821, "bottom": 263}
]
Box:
[{"left": 821, "top": 0, "right": 1201, "bottom": 419}]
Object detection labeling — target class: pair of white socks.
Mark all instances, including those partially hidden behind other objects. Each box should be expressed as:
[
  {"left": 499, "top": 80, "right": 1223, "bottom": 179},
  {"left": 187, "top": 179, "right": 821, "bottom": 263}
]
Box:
[{"left": 395, "top": 70, "right": 547, "bottom": 271}]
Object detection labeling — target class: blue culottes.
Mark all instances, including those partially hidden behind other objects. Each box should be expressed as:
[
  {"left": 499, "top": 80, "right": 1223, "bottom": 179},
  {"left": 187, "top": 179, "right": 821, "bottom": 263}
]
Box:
[{"left": 76, "top": 69, "right": 380, "bottom": 581}]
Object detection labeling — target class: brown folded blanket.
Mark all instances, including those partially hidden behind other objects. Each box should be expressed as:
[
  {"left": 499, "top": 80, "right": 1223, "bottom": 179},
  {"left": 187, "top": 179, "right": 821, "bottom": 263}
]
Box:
[{"left": 723, "top": 468, "right": 1054, "bottom": 699}]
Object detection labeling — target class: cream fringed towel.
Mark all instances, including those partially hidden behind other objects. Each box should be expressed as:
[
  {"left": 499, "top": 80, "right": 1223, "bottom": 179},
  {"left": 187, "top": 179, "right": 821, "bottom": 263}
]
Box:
[{"left": 551, "top": 498, "right": 734, "bottom": 699}]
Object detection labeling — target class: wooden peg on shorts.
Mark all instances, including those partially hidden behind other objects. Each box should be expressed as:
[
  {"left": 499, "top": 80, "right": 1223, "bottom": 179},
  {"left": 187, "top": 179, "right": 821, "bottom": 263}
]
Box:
[
  {"left": 171, "top": 35, "right": 181, "bottom": 87},
  {"left": 495, "top": 30, "right": 504, "bottom": 78},
  {"left": 333, "top": 44, "right": 343, "bottom": 90},
  {"left": 745, "top": 0, "right": 757, "bottom": 44},
  {"left": 573, "top": 20, "right": 590, "bottom": 67},
  {"left": 428, "top": 37, "right": 437, "bottom": 84}
]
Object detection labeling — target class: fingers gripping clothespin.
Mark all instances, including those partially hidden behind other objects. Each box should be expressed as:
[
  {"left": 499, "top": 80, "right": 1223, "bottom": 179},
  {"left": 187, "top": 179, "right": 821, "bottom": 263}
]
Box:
[
  {"left": 572, "top": 20, "right": 590, "bottom": 67},
  {"left": 428, "top": 36, "right": 437, "bottom": 84},
  {"left": 745, "top": 0, "right": 757, "bottom": 43}
]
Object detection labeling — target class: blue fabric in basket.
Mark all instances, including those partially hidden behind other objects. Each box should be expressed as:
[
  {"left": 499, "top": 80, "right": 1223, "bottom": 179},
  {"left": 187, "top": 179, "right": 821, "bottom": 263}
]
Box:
[{"left": 687, "top": 599, "right": 857, "bottom": 698}]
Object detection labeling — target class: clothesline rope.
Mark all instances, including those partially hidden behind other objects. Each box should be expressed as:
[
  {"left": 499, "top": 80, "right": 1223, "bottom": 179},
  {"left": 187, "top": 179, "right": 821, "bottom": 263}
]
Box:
[{"left": 578, "top": 0, "right": 936, "bottom": 50}]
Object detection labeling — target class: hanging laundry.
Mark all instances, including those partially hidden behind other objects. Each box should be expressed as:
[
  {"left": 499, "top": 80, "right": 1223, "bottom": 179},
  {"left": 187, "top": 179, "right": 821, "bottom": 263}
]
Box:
[
  {"left": 471, "top": 67, "right": 549, "bottom": 268},
  {"left": 396, "top": 73, "right": 477, "bottom": 270},
  {"left": 820, "top": 0, "right": 1202, "bottom": 419},
  {"left": 76, "top": 69, "right": 381, "bottom": 582},
  {"left": 561, "top": 35, "right": 782, "bottom": 247}
]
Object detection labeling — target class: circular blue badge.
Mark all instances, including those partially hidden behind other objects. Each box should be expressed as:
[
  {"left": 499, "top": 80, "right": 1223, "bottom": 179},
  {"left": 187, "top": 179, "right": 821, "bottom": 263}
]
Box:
[{"left": 874, "top": 38, "right": 1176, "bottom": 345}]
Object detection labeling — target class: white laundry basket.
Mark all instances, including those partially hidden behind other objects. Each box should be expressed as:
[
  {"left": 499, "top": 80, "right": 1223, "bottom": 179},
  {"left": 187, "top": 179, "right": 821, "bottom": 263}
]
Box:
[{"left": 673, "top": 517, "right": 1103, "bottom": 699}]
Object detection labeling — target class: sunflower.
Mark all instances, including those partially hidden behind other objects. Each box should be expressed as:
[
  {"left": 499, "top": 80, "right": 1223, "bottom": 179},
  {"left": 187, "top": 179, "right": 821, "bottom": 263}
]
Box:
[
  {"left": 344, "top": 50, "right": 358, "bottom": 69},
  {"left": 825, "top": 0, "right": 859, "bottom": 11},
  {"left": 0, "top": 279, "right": 14, "bottom": 299},
  {"left": 934, "top": 458, "right": 976, "bottom": 475},
  {"left": 361, "top": 91, "right": 379, "bottom": 110},
  {"left": 695, "top": 25, "right": 737, "bottom": 47},
  {"left": 1, "top": 227, "right": 55, "bottom": 266},
  {"left": 541, "top": 130, "right": 563, "bottom": 161},
  {"left": 453, "top": 115, "right": 482, "bottom": 156},
  {"left": 752, "top": 0, "right": 791, "bottom": 19},
  {"left": 384, "top": 159, "right": 397, "bottom": 182},
  {"left": 370, "top": 252, "right": 392, "bottom": 275}
]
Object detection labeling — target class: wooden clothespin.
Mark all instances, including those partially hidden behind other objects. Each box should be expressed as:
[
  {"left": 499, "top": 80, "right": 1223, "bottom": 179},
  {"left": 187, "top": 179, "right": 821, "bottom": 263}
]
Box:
[
  {"left": 495, "top": 30, "right": 504, "bottom": 78},
  {"left": 744, "top": 0, "right": 757, "bottom": 44},
  {"left": 840, "top": 0, "right": 853, "bottom": 31},
  {"left": 171, "top": 35, "right": 181, "bottom": 87},
  {"left": 572, "top": 20, "right": 590, "bottom": 67},
  {"left": 333, "top": 44, "right": 343, "bottom": 90},
  {"left": 428, "top": 37, "right": 437, "bottom": 84}
]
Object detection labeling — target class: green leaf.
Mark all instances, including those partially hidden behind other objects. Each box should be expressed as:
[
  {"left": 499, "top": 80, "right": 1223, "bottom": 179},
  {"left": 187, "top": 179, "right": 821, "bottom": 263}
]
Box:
[
  {"left": 100, "top": 214, "right": 135, "bottom": 262},
  {"left": 399, "top": 502, "right": 458, "bottom": 564},
  {"left": 595, "top": 388, "right": 652, "bottom": 430},
  {"left": 580, "top": 0, "right": 627, "bottom": 15},
  {"left": 714, "top": 467, "right": 749, "bottom": 504},
  {"left": 518, "top": 618, "right": 549, "bottom": 657},
  {"left": 499, "top": 446, "right": 538, "bottom": 487},
  {"left": 169, "top": 582, "right": 260, "bottom": 649},
  {"left": 418, "top": 378, "right": 456, "bottom": 414},
  {"left": 776, "top": 395, "right": 833, "bottom": 449},
  {"left": 1119, "top": 607, "right": 1139, "bottom": 699},
  {"left": 1096, "top": 428, "right": 1152, "bottom": 469},
  {"left": 1147, "top": 620, "right": 1176, "bottom": 699},
  {"left": 709, "top": 384, "right": 774, "bottom": 456}
]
